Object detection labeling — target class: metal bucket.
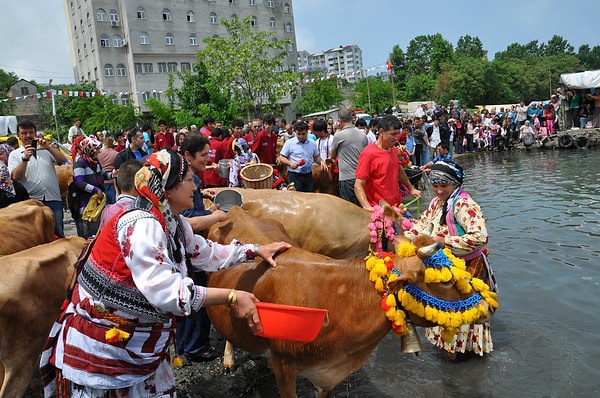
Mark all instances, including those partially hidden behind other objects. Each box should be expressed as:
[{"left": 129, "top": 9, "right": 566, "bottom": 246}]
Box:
[{"left": 218, "top": 159, "right": 232, "bottom": 178}]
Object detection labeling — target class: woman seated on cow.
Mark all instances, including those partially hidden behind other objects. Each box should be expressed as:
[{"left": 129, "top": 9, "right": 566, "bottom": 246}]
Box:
[
  {"left": 404, "top": 160, "right": 497, "bottom": 361},
  {"left": 41, "top": 149, "right": 291, "bottom": 396},
  {"left": 0, "top": 144, "right": 29, "bottom": 208}
]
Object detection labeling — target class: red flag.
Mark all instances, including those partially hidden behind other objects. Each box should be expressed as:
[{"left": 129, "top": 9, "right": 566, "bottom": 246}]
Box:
[{"left": 387, "top": 60, "right": 393, "bottom": 71}]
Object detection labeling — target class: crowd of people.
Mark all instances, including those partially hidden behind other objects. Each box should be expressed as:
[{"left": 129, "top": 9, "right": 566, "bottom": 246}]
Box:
[{"left": 0, "top": 107, "right": 504, "bottom": 395}]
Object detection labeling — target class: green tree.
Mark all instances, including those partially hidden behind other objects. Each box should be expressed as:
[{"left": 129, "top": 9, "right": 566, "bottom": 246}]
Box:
[
  {"left": 455, "top": 35, "right": 487, "bottom": 59},
  {"left": 295, "top": 78, "right": 343, "bottom": 115},
  {"left": 352, "top": 76, "right": 393, "bottom": 114},
  {"left": 0, "top": 69, "right": 19, "bottom": 115},
  {"left": 578, "top": 44, "right": 600, "bottom": 70},
  {"left": 544, "top": 35, "right": 574, "bottom": 56},
  {"left": 196, "top": 16, "right": 299, "bottom": 118},
  {"left": 40, "top": 82, "right": 141, "bottom": 140}
]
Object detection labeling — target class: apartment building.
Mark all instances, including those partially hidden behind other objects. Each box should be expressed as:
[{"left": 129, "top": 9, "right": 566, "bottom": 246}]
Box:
[
  {"left": 298, "top": 45, "right": 364, "bottom": 82},
  {"left": 64, "top": 0, "right": 298, "bottom": 114}
]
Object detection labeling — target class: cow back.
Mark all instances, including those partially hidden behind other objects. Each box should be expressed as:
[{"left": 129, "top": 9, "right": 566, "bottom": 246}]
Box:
[
  {"left": 0, "top": 199, "right": 56, "bottom": 255},
  {"left": 211, "top": 188, "right": 372, "bottom": 259},
  {"left": 55, "top": 164, "right": 73, "bottom": 203}
]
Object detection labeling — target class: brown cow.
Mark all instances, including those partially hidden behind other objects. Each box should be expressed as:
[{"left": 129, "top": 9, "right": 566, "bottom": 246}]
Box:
[
  {"left": 207, "top": 208, "right": 493, "bottom": 398},
  {"left": 55, "top": 164, "right": 73, "bottom": 205},
  {"left": 0, "top": 199, "right": 56, "bottom": 255},
  {"left": 311, "top": 159, "right": 339, "bottom": 196},
  {"left": 0, "top": 236, "right": 85, "bottom": 398},
  {"left": 213, "top": 188, "right": 373, "bottom": 259}
]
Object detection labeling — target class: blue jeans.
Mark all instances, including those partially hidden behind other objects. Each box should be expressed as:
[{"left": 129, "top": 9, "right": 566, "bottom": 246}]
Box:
[
  {"left": 104, "top": 182, "right": 116, "bottom": 205},
  {"left": 339, "top": 179, "right": 360, "bottom": 206},
  {"left": 287, "top": 171, "right": 314, "bottom": 192},
  {"left": 43, "top": 200, "right": 65, "bottom": 238}
]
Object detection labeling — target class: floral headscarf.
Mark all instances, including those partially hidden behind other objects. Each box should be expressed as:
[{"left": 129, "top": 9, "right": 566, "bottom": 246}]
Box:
[
  {"left": 0, "top": 144, "right": 13, "bottom": 161},
  {"left": 0, "top": 144, "right": 15, "bottom": 197},
  {"left": 0, "top": 164, "right": 15, "bottom": 197},
  {"left": 134, "top": 149, "right": 190, "bottom": 263},
  {"left": 79, "top": 136, "right": 102, "bottom": 169}
]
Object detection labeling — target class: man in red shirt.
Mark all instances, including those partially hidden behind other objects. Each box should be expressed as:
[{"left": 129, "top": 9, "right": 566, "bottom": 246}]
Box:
[
  {"left": 243, "top": 118, "right": 261, "bottom": 148},
  {"left": 154, "top": 120, "right": 174, "bottom": 151},
  {"left": 251, "top": 114, "right": 278, "bottom": 164},
  {"left": 222, "top": 119, "right": 244, "bottom": 160},
  {"left": 354, "top": 115, "right": 420, "bottom": 210},
  {"left": 200, "top": 116, "right": 215, "bottom": 138}
]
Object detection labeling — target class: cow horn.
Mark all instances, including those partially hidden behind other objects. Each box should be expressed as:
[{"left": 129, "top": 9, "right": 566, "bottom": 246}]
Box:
[{"left": 417, "top": 241, "right": 442, "bottom": 259}]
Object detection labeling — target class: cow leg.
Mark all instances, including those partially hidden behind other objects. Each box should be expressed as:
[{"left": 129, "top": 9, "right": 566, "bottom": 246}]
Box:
[
  {"left": 223, "top": 340, "right": 235, "bottom": 373},
  {"left": 0, "top": 358, "right": 35, "bottom": 398},
  {"left": 270, "top": 354, "right": 298, "bottom": 398}
]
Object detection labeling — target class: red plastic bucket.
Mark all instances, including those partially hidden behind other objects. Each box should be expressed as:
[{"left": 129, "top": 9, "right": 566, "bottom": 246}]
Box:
[{"left": 254, "top": 302, "right": 328, "bottom": 342}]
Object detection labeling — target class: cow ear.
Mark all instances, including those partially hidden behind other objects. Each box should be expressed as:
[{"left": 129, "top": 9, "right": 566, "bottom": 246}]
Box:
[
  {"left": 379, "top": 200, "right": 398, "bottom": 220},
  {"left": 388, "top": 273, "right": 414, "bottom": 291}
]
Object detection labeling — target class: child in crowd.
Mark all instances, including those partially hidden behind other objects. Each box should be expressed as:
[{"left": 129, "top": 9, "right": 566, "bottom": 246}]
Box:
[
  {"left": 228, "top": 138, "right": 259, "bottom": 188},
  {"left": 543, "top": 104, "right": 556, "bottom": 134}
]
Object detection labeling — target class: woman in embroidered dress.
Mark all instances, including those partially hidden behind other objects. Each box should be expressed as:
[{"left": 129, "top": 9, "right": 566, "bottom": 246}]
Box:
[
  {"left": 40, "top": 149, "right": 290, "bottom": 397},
  {"left": 404, "top": 160, "right": 497, "bottom": 361}
]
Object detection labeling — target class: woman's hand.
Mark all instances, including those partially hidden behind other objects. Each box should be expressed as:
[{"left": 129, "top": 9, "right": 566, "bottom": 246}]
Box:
[
  {"left": 96, "top": 190, "right": 105, "bottom": 200},
  {"left": 231, "top": 290, "right": 263, "bottom": 334},
  {"left": 256, "top": 241, "right": 292, "bottom": 267}
]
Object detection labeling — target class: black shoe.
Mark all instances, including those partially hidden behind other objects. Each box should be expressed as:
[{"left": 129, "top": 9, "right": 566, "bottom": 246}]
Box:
[{"left": 185, "top": 350, "right": 218, "bottom": 362}]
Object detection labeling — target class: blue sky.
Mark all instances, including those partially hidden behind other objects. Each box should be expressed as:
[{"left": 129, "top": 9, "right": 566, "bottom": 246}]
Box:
[{"left": 1, "top": 0, "right": 597, "bottom": 84}]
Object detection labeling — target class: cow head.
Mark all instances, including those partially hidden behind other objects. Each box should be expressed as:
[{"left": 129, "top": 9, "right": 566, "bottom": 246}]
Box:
[{"left": 366, "top": 235, "right": 498, "bottom": 339}]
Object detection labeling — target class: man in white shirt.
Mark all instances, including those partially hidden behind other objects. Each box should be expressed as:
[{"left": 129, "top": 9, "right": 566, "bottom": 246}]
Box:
[
  {"left": 68, "top": 118, "right": 86, "bottom": 144},
  {"left": 8, "top": 120, "right": 68, "bottom": 237}
]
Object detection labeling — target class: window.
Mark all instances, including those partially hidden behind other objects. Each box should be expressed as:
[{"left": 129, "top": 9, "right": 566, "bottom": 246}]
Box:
[
  {"left": 140, "top": 32, "right": 149, "bottom": 45},
  {"left": 116, "top": 64, "right": 126, "bottom": 76},
  {"left": 142, "top": 92, "right": 150, "bottom": 102},
  {"left": 285, "top": 22, "right": 292, "bottom": 32},
  {"left": 21, "top": 87, "right": 29, "bottom": 96},
  {"left": 249, "top": 0, "right": 255, "bottom": 5},
  {"left": 168, "top": 63, "right": 177, "bottom": 73},
  {"left": 229, "top": 0, "right": 237, "bottom": 3},
  {"left": 269, "top": 17, "right": 276, "bottom": 28},
  {"left": 181, "top": 62, "right": 191, "bottom": 72},
  {"left": 230, "top": 14, "right": 238, "bottom": 22},
  {"left": 162, "top": 8, "right": 171, "bottom": 21},
  {"left": 104, "top": 64, "right": 114, "bottom": 77},
  {"left": 187, "top": 11, "right": 195, "bottom": 22},
  {"left": 100, "top": 34, "right": 110, "bottom": 47},
  {"left": 143, "top": 63, "right": 153, "bottom": 73},
  {"left": 212, "top": 34, "right": 219, "bottom": 39},
  {"left": 77, "top": 48, "right": 81, "bottom": 60},
  {"left": 290, "top": 64, "right": 296, "bottom": 73},
  {"left": 165, "top": 33, "right": 174, "bottom": 46},
  {"left": 120, "top": 93, "right": 129, "bottom": 105},
  {"left": 87, "top": 12, "right": 91, "bottom": 25},
  {"left": 287, "top": 43, "right": 294, "bottom": 51},
  {"left": 189, "top": 34, "right": 198, "bottom": 46},
  {"left": 96, "top": 8, "right": 106, "bottom": 21},
  {"left": 80, "top": 19, "right": 84, "bottom": 33},
  {"left": 158, "top": 63, "right": 167, "bottom": 73},
  {"left": 267, "top": 0, "right": 274, "bottom": 8},
  {"left": 109, "top": 9, "right": 118, "bottom": 22},
  {"left": 90, "top": 37, "right": 94, "bottom": 50},
  {"left": 283, "top": 3, "right": 290, "bottom": 13},
  {"left": 153, "top": 91, "right": 162, "bottom": 101},
  {"left": 136, "top": 7, "right": 146, "bottom": 19},
  {"left": 70, "top": 2, "right": 74, "bottom": 14},
  {"left": 83, "top": 43, "right": 87, "bottom": 55},
  {"left": 210, "top": 12, "right": 217, "bottom": 24},
  {"left": 134, "top": 63, "right": 143, "bottom": 74},
  {"left": 74, "top": 25, "right": 77, "bottom": 37},
  {"left": 251, "top": 16, "right": 258, "bottom": 27},
  {"left": 112, "top": 35, "right": 123, "bottom": 47}
]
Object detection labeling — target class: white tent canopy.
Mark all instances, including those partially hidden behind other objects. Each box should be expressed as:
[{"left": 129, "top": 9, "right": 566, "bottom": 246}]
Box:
[
  {"left": 559, "top": 70, "right": 600, "bottom": 89},
  {"left": 0, "top": 116, "right": 18, "bottom": 136}
]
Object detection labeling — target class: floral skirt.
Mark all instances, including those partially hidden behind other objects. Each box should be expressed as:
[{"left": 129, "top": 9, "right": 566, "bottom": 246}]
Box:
[{"left": 425, "top": 322, "right": 493, "bottom": 356}]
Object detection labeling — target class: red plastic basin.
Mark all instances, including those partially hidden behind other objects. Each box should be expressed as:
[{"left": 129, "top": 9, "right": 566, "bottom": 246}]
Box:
[{"left": 254, "top": 302, "right": 328, "bottom": 342}]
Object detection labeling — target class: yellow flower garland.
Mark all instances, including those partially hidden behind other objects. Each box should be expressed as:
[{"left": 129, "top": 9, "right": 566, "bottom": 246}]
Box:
[{"left": 366, "top": 241, "right": 499, "bottom": 340}]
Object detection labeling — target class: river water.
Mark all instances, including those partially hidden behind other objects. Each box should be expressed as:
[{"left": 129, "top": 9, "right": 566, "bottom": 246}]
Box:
[{"left": 259, "top": 148, "right": 600, "bottom": 398}]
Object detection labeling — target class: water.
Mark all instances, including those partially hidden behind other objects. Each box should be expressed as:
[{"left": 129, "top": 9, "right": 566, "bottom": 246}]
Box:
[{"left": 260, "top": 149, "right": 600, "bottom": 397}]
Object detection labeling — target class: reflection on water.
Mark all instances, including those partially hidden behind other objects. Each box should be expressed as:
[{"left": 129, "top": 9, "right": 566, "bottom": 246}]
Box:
[{"left": 252, "top": 149, "right": 600, "bottom": 398}]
